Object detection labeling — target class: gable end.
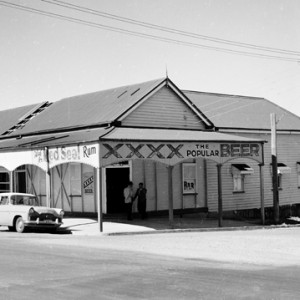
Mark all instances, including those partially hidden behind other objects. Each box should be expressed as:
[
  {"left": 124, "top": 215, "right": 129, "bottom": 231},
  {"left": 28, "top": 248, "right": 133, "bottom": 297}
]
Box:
[{"left": 121, "top": 86, "right": 206, "bottom": 130}]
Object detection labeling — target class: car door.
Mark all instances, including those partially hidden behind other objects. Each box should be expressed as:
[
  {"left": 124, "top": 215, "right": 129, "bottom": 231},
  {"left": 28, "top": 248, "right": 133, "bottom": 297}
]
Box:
[{"left": 0, "top": 196, "right": 10, "bottom": 225}]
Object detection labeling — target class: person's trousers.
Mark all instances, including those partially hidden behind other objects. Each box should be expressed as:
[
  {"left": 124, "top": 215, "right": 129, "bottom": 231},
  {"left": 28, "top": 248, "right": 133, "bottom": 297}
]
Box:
[
  {"left": 138, "top": 200, "right": 147, "bottom": 219},
  {"left": 125, "top": 202, "right": 133, "bottom": 220}
]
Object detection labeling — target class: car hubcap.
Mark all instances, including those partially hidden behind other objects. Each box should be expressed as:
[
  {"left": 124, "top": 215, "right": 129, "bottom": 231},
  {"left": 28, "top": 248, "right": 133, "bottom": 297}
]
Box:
[{"left": 16, "top": 218, "right": 24, "bottom": 232}]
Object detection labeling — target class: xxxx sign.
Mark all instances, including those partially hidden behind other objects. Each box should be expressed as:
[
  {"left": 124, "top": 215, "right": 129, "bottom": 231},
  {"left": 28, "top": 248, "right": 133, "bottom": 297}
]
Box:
[{"left": 100, "top": 141, "right": 263, "bottom": 166}]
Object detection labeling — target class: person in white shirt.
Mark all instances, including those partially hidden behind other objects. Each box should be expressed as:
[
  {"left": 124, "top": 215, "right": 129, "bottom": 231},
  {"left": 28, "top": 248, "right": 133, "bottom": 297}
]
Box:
[{"left": 123, "top": 181, "right": 134, "bottom": 220}]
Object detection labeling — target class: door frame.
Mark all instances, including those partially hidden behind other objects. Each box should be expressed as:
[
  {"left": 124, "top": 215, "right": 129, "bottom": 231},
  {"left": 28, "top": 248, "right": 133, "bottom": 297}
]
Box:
[
  {"left": 14, "top": 166, "right": 27, "bottom": 193},
  {"left": 102, "top": 161, "right": 132, "bottom": 214}
]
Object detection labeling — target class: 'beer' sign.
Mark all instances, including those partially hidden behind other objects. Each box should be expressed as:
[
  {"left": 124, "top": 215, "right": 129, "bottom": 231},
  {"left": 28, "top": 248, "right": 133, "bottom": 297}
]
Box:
[{"left": 100, "top": 142, "right": 263, "bottom": 166}]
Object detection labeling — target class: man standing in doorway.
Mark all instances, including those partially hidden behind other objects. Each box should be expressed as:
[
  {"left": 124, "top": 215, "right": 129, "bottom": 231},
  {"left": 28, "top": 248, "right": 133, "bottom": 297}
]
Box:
[
  {"left": 123, "top": 181, "right": 134, "bottom": 220},
  {"left": 134, "top": 182, "right": 147, "bottom": 219}
]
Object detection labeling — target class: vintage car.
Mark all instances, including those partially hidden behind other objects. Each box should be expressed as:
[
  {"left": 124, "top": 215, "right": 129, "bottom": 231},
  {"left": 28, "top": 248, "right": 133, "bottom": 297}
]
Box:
[{"left": 0, "top": 193, "right": 64, "bottom": 233}]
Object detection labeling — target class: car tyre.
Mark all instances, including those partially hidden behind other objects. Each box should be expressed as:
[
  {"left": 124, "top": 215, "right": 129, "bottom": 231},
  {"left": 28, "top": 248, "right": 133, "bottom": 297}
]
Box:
[{"left": 15, "top": 217, "right": 25, "bottom": 233}]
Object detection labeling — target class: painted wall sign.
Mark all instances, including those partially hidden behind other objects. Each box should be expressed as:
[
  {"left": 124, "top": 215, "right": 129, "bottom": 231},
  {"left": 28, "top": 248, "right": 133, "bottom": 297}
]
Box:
[
  {"left": 184, "top": 179, "right": 196, "bottom": 193},
  {"left": 83, "top": 172, "right": 94, "bottom": 194},
  {"left": 100, "top": 141, "right": 263, "bottom": 166},
  {"left": 32, "top": 143, "right": 100, "bottom": 169},
  {"left": 0, "top": 150, "right": 43, "bottom": 172},
  {"left": 182, "top": 163, "right": 196, "bottom": 194}
]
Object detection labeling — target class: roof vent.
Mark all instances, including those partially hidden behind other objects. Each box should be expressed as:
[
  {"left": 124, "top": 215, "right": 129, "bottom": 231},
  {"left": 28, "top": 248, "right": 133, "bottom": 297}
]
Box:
[
  {"left": 2, "top": 101, "right": 52, "bottom": 136},
  {"left": 117, "top": 90, "right": 127, "bottom": 98},
  {"left": 130, "top": 88, "right": 140, "bottom": 96}
]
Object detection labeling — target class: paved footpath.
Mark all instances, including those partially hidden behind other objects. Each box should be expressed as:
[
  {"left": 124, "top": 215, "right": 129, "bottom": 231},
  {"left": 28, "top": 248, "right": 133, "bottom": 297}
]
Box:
[{"left": 60, "top": 216, "right": 299, "bottom": 236}]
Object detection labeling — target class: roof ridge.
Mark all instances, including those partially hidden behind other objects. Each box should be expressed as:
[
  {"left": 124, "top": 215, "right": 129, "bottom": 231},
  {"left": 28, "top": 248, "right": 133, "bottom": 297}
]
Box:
[
  {"left": 60, "top": 77, "right": 166, "bottom": 101},
  {"left": 183, "top": 89, "right": 265, "bottom": 100}
]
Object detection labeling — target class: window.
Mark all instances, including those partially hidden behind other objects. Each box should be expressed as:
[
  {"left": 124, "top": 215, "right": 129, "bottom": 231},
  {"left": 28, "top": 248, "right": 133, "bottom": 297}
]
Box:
[
  {"left": 233, "top": 173, "right": 245, "bottom": 192},
  {"left": 0, "top": 196, "right": 8, "bottom": 205},
  {"left": 0, "top": 172, "right": 10, "bottom": 193},
  {"left": 231, "top": 164, "right": 253, "bottom": 193},
  {"left": 278, "top": 174, "right": 282, "bottom": 189},
  {"left": 270, "top": 163, "right": 291, "bottom": 190},
  {"left": 297, "top": 163, "right": 300, "bottom": 188},
  {"left": 182, "top": 163, "right": 196, "bottom": 194},
  {"left": 277, "top": 163, "right": 291, "bottom": 175}
]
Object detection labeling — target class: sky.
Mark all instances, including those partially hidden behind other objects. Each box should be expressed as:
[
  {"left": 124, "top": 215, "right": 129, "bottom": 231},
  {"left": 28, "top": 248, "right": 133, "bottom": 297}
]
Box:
[{"left": 1, "top": 0, "right": 300, "bottom": 117}]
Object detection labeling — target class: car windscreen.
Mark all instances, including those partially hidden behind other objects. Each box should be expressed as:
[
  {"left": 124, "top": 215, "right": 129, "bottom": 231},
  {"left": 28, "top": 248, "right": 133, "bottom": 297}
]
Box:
[{"left": 11, "top": 195, "right": 39, "bottom": 206}]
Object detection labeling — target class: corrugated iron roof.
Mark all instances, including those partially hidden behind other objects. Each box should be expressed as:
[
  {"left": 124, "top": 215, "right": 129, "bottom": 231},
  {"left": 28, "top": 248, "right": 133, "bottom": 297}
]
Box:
[
  {"left": 9, "top": 78, "right": 166, "bottom": 136},
  {"left": 101, "top": 127, "right": 265, "bottom": 143},
  {"left": 3, "top": 79, "right": 300, "bottom": 136},
  {"left": 184, "top": 91, "right": 300, "bottom": 131},
  {"left": 0, "top": 128, "right": 111, "bottom": 150},
  {"left": 0, "top": 127, "right": 265, "bottom": 153},
  {"left": 0, "top": 103, "right": 43, "bottom": 135}
]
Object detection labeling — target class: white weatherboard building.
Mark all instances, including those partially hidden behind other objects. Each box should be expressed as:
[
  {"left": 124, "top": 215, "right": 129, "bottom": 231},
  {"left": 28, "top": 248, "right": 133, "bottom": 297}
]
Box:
[{"left": 0, "top": 77, "right": 299, "bottom": 229}]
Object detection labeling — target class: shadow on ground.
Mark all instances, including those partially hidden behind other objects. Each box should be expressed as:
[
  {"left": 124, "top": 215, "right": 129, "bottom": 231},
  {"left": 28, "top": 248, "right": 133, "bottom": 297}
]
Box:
[{"left": 102, "top": 213, "right": 262, "bottom": 231}]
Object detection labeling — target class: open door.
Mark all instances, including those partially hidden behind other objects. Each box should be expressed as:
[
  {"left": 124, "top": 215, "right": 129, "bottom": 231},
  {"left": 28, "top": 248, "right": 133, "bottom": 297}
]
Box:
[
  {"left": 15, "top": 167, "right": 27, "bottom": 193},
  {"left": 106, "top": 167, "right": 130, "bottom": 214}
]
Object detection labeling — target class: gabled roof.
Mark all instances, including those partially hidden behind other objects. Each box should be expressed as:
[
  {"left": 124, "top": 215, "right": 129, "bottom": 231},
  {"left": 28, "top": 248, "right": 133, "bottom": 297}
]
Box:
[
  {"left": 6, "top": 78, "right": 212, "bottom": 137},
  {"left": 3, "top": 79, "right": 300, "bottom": 138},
  {"left": 5, "top": 78, "right": 167, "bottom": 136},
  {"left": 0, "top": 103, "right": 46, "bottom": 136},
  {"left": 184, "top": 90, "right": 300, "bottom": 131}
]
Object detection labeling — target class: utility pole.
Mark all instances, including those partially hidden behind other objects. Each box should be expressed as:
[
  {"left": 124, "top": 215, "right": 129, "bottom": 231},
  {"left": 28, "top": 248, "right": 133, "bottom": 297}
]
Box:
[{"left": 270, "top": 113, "right": 279, "bottom": 224}]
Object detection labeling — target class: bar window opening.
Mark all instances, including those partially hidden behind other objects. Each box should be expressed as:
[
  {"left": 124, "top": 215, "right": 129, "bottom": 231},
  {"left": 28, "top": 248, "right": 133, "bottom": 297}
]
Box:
[
  {"left": 231, "top": 164, "right": 254, "bottom": 193},
  {"left": 297, "top": 162, "right": 300, "bottom": 188},
  {"left": 270, "top": 163, "right": 291, "bottom": 190},
  {"left": 182, "top": 163, "right": 196, "bottom": 194}
]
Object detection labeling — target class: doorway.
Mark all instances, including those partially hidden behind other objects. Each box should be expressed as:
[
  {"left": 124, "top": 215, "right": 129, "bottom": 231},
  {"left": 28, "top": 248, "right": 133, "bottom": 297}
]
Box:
[
  {"left": 14, "top": 167, "right": 27, "bottom": 193},
  {"left": 106, "top": 167, "right": 130, "bottom": 214}
]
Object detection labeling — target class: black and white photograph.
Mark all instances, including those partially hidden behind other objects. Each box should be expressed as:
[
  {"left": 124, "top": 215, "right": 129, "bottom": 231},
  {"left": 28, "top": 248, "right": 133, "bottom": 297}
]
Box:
[{"left": 1, "top": 1, "right": 300, "bottom": 299}]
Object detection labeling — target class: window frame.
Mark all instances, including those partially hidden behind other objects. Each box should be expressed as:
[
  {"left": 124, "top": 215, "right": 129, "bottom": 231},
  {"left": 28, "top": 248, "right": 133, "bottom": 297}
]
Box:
[
  {"left": 231, "top": 164, "right": 253, "bottom": 193},
  {"left": 232, "top": 173, "right": 245, "bottom": 193},
  {"left": 182, "top": 163, "right": 197, "bottom": 195},
  {"left": 297, "top": 162, "right": 300, "bottom": 188},
  {"left": 278, "top": 173, "right": 283, "bottom": 190},
  {"left": 270, "top": 162, "right": 291, "bottom": 190},
  {"left": 0, "top": 171, "right": 10, "bottom": 193}
]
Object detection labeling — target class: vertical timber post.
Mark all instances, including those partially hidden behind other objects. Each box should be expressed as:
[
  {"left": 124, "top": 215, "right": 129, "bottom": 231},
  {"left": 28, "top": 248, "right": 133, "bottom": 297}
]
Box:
[
  {"left": 154, "top": 162, "right": 158, "bottom": 211},
  {"left": 259, "top": 164, "right": 265, "bottom": 225},
  {"left": 45, "top": 147, "right": 51, "bottom": 207},
  {"left": 271, "top": 113, "right": 279, "bottom": 224},
  {"left": 217, "top": 163, "right": 223, "bottom": 227},
  {"left": 9, "top": 171, "right": 13, "bottom": 193},
  {"left": 96, "top": 167, "right": 103, "bottom": 232},
  {"left": 168, "top": 165, "right": 174, "bottom": 226}
]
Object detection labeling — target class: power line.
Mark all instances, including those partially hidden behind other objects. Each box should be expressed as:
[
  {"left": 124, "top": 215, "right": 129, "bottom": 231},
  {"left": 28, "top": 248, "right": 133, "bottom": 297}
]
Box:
[
  {"left": 43, "top": 0, "right": 300, "bottom": 57},
  {"left": 1, "top": 1, "right": 299, "bottom": 63}
]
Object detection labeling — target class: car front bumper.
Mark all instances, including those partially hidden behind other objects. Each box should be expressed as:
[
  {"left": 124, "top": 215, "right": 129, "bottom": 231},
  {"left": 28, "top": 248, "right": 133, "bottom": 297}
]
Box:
[{"left": 25, "top": 219, "right": 63, "bottom": 228}]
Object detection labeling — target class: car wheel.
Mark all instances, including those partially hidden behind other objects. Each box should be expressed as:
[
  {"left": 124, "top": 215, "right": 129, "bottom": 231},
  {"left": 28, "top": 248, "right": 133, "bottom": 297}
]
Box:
[{"left": 15, "top": 217, "right": 25, "bottom": 233}]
